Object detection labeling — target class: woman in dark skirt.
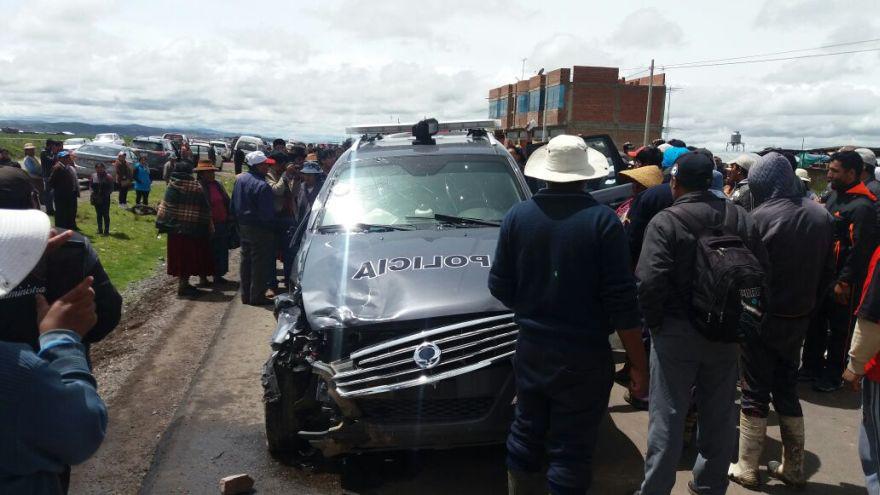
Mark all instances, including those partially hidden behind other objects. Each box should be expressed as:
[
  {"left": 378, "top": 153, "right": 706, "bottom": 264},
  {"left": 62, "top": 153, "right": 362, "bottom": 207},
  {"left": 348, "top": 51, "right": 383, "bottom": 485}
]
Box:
[
  {"left": 156, "top": 161, "right": 214, "bottom": 296},
  {"left": 195, "top": 160, "right": 233, "bottom": 286}
]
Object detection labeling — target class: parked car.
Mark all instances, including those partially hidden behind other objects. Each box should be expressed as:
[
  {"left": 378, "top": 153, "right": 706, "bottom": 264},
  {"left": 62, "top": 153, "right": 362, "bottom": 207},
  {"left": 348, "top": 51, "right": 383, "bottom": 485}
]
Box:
[
  {"left": 130, "top": 137, "right": 176, "bottom": 178},
  {"left": 94, "top": 133, "right": 124, "bottom": 145},
  {"left": 162, "top": 133, "right": 188, "bottom": 146},
  {"left": 189, "top": 141, "right": 214, "bottom": 163},
  {"left": 62, "top": 138, "right": 92, "bottom": 152},
  {"left": 233, "top": 135, "right": 263, "bottom": 156},
  {"left": 72, "top": 142, "right": 135, "bottom": 180},
  {"left": 210, "top": 140, "right": 231, "bottom": 161}
]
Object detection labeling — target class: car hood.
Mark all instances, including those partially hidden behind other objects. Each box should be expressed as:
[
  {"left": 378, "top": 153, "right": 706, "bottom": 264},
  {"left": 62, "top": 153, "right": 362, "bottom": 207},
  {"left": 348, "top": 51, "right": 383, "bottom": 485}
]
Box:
[{"left": 300, "top": 227, "right": 506, "bottom": 331}]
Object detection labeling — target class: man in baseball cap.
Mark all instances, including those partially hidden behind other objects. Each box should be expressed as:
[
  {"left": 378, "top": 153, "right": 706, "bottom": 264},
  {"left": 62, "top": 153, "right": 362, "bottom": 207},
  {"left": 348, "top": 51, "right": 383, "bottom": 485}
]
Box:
[
  {"left": 232, "top": 150, "right": 276, "bottom": 305},
  {"left": 0, "top": 208, "right": 108, "bottom": 494},
  {"left": 636, "top": 151, "right": 769, "bottom": 495},
  {"left": 490, "top": 135, "right": 647, "bottom": 494},
  {"left": 855, "top": 148, "right": 880, "bottom": 200},
  {"left": 728, "top": 153, "right": 760, "bottom": 210}
]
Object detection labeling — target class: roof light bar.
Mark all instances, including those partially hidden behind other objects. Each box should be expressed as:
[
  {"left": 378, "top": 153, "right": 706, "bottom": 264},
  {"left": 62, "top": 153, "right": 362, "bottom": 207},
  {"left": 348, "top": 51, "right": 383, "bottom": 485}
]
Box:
[{"left": 345, "top": 119, "right": 499, "bottom": 135}]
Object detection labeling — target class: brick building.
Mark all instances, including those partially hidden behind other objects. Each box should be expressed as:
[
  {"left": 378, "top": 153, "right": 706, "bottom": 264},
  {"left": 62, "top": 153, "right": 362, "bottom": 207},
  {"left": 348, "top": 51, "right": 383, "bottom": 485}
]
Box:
[{"left": 488, "top": 65, "right": 666, "bottom": 146}]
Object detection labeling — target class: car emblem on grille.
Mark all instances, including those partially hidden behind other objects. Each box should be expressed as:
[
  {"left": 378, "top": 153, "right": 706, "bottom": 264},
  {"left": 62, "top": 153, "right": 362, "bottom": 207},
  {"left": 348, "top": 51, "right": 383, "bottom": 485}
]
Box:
[{"left": 413, "top": 342, "right": 442, "bottom": 369}]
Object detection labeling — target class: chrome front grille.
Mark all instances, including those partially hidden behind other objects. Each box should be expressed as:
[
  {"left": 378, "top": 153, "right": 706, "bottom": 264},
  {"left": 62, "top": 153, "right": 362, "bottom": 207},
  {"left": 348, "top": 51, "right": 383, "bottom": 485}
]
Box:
[{"left": 327, "top": 314, "right": 517, "bottom": 398}]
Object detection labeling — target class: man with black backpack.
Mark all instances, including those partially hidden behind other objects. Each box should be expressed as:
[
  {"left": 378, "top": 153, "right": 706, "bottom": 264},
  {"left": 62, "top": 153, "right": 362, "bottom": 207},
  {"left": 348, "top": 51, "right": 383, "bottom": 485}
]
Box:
[
  {"left": 634, "top": 151, "right": 769, "bottom": 495},
  {"left": 727, "top": 153, "right": 834, "bottom": 490}
]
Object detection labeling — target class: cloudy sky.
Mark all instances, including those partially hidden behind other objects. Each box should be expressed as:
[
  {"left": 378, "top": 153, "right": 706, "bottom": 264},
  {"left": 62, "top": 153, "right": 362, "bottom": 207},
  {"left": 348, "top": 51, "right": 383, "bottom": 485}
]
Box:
[{"left": 1, "top": 0, "right": 878, "bottom": 150}]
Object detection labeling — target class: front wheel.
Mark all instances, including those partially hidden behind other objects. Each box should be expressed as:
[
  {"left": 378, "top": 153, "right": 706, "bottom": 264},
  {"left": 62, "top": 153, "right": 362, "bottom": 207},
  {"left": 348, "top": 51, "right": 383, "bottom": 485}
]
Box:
[{"left": 263, "top": 358, "right": 312, "bottom": 459}]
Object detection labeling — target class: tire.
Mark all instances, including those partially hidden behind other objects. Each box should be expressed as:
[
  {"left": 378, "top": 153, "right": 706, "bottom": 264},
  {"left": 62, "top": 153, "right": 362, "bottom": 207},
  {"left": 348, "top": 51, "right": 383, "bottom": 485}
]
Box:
[{"left": 264, "top": 360, "right": 312, "bottom": 459}]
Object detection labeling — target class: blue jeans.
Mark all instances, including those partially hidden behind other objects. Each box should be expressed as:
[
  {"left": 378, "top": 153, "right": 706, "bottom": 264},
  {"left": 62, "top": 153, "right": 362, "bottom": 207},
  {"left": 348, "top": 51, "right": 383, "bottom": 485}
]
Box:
[
  {"left": 640, "top": 317, "right": 739, "bottom": 495},
  {"left": 861, "top": 377, "right": 880, "bottom": 494},
  {"left": 506, "top": 336, "right": 613, "bottom": 494}
]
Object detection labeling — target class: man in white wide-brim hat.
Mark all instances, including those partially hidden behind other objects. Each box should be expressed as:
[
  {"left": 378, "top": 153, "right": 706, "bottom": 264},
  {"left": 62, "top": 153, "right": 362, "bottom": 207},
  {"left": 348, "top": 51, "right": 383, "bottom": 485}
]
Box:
[
  {"left": 0, "top": 209, "right": 107, "bottom": 494},
  {"left": 489, "top": 135, "right": 648, "bottom": 494}
]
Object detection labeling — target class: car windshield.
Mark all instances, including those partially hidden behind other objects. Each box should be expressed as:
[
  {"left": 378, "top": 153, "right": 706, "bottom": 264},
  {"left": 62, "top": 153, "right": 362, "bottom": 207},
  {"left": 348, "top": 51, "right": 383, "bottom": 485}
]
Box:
[
  {"left": 239, "top": 142, "right": 258, "bottom": 152},
  {"left": 78, "top": 144, "right": 122, "bottom": 156},
  {"left": 95, "top": 134, "right": 117, "bottom": 140},
  {"left": 132, "top": 140, "right": 163, "bottom": 151},
  {"left": 318, "top": 154, "right": 524, "bottom": 229}
]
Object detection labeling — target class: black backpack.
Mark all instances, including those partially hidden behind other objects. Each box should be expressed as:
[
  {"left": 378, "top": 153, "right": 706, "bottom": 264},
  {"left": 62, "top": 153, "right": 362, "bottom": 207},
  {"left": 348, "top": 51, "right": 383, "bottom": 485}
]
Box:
[{"left": 667, "top": 202, "right": 767, "bottom": 342}]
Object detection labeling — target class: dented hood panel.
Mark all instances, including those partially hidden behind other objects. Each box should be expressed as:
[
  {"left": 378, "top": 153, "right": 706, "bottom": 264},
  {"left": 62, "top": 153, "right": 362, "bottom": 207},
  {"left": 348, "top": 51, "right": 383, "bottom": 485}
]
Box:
[{"left": 300, "top": 228, "right": 506, "bottom": 331}]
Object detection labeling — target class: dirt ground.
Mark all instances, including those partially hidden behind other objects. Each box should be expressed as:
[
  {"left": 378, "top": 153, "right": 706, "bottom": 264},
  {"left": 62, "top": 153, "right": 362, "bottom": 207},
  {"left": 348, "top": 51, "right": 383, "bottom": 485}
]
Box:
[{"left": 70, "top": 253, "right": 867, "bottom": 495}]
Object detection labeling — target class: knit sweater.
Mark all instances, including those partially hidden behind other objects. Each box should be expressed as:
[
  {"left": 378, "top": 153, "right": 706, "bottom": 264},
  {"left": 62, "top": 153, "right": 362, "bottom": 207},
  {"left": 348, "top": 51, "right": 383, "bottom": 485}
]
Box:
[
  {"left": 0, "top": 331, "right": 107, "bottom": 494},
  {"left": 489, "top": 188, "right": 640, "bottom": 348}
]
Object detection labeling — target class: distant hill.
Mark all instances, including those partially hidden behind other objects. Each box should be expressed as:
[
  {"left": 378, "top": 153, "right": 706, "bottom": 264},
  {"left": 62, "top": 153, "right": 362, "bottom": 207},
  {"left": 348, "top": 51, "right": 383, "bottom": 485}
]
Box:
[
  {"left": 0, "top": 120, "right": 231, "bottom": 139},
  {"left": 0, "top": 119, "right": 344, "bottom": 143}
]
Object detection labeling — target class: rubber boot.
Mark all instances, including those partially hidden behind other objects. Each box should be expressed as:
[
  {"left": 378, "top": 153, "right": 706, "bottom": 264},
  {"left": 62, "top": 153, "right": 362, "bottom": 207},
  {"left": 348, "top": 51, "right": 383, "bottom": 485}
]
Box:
[
  {"left": 768, "top": 415, "right": 806, "bottom": 489},
  {"left": 728, "top": 411, "right": 768, "bottom": 489},
  {"left": 507, "top": 470, "right": 546, "bottom": 495}
]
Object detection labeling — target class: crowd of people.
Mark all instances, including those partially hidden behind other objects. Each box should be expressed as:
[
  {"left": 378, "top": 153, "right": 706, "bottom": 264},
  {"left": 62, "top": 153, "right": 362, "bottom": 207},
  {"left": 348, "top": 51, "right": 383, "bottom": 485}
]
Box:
[
  {"left": 153, "top": 139, "right": 345, "bottom": 300},
  {"left": 492, "top": 134, "right": 880, "bottom": 494},
  {"left": 2, "top": 127, "right": 879, "bottom": 494}
]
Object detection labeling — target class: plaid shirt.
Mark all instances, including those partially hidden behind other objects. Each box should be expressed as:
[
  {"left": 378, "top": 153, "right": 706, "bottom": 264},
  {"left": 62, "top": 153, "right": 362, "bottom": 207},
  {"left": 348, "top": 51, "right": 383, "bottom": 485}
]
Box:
[{"left": 156, "top": 174, "right": 211, "bottom": 237}]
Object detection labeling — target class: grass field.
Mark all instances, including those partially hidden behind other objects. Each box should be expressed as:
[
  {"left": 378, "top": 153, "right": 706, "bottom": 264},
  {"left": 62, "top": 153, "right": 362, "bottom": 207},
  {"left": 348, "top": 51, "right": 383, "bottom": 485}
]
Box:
[
  {"left": 62, "top": 171, "right": 236, "bottom": 292},
  {"left": 0, "top": 133, "right": 132, "bottom": 161}
]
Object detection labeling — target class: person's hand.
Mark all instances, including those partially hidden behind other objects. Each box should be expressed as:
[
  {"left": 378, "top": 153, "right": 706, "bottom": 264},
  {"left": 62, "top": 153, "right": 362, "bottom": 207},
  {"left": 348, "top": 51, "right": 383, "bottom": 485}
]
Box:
[
  {"left": 834, "top": 281, "right": 851, "bottom": 305},
  {"left": 45, "top": 228, "right": 74, "bottom": 253},
  {"left": 843, "top": 368, "right": 863, "bottom": 392},
  {"left": 35, "top": 276, "right": 96, "bottom": 337},
  {"left": 629, "top": 366, "right": 649, "bottom": 400}
]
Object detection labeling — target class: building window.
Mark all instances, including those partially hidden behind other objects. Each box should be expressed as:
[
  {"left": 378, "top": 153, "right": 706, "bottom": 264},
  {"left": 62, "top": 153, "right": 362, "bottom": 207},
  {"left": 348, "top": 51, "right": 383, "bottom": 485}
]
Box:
[
  {"left": 498, "top": 99, "right": 507, "bottom": 118},
  {"left": 528, "top": 88, "right": 543, "bottom": 113},
  {"left": 516, "top": 93, "right": 529, "bottom": 114},
  {"left": 546, "top": 85, "right": 566, "bottom": 110}
]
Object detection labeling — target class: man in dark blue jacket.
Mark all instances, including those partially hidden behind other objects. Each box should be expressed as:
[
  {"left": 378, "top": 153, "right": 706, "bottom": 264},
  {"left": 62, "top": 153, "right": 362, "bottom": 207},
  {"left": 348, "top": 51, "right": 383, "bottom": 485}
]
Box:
[
  {"left": 231, "top": 151, "right": 276, "bottom": 305},
  {"left": 489, "top": 135, "right": 648, "bottom": 495}
]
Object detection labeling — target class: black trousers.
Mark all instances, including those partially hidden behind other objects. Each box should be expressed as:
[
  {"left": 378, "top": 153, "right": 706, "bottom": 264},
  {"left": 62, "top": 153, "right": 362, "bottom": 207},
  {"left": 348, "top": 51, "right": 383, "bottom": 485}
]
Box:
[
  {"left": 118, "top": 186, "right": 130, "bottom": 205},
  {"left": 803, "top": 289, "right": 859, "bottom": 379},
  {"left": 135, "top": 190, "right": 149, "bottom": 205},
  {"left": 54, "top": 193, "right": 78, "bottom": 230},
  {"left": 741, "top": 316, "right": 809, "bottom": 418},
  {"left": 506, "top": 336, "right": 613, "bottom": 494},
  {"left": 239, "top": 223, "right": 275, "bottom": 303},
  {"left": 93, "top": 202, "right": 110, "bottom": 233}
]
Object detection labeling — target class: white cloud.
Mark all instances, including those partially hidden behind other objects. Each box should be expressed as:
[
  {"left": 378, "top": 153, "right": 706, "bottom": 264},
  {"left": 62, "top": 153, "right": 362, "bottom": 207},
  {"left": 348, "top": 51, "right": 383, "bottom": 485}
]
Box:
[
  {"left": 611, "top": 7, "right": 684, "bottom": 49},
  {"left": 0, "top": 0, "right": 877, "bottom": 150}
]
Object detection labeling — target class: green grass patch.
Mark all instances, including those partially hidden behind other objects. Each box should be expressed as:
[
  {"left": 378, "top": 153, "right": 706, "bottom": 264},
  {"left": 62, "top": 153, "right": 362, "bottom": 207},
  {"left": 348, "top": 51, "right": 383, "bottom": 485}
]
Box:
[
  {"left": 0, "top": 133, "right": 134, "bottom": 161},
  {"left": 64, "top": 183, "right": 168, "bottom": 291},
  {"left": 62, "top": 172, "right": 236, "bottom": 292}
]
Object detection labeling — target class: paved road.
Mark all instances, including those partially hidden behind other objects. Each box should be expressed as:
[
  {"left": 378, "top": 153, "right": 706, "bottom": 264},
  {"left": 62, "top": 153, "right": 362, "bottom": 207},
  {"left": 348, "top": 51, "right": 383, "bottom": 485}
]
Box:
[
  {"left": 77, "top": 258, "right": 867, "bottom": 494},
  {"left": 137, "top": 291, "right": 866, "bottom": 494}
]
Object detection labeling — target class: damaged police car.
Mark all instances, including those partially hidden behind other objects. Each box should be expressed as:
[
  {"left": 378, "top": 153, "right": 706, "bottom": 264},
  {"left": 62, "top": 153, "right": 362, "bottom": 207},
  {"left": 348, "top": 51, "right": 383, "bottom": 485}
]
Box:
[{"left": 261, "top": 119, "right": 630, "bottom": 459}]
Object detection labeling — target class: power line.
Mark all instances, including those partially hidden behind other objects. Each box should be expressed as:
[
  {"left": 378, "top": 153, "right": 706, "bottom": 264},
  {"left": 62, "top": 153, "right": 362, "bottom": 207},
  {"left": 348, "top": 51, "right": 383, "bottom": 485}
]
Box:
[
  {"left": 659, "top": 47, "right": 880, "bottom": 70},
  {"left": 622, "top": 36, "right": 880, "bottom": 71}
]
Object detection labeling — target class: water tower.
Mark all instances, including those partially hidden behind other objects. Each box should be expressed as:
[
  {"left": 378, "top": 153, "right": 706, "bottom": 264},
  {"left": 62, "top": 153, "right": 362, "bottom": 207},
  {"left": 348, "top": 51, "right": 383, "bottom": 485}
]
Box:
[{"left": 726, "top": 131, "right": 745, "bottom": 151}]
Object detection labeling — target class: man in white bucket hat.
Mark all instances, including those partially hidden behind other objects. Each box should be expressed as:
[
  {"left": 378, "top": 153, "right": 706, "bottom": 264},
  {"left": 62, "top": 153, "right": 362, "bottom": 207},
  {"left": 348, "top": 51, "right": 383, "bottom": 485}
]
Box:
[
  {"left": 489, "top": 135, "right": 648, "bottom": 494},
  {"left": 0, "top": 209, "right": 107, "bottom": 494}
]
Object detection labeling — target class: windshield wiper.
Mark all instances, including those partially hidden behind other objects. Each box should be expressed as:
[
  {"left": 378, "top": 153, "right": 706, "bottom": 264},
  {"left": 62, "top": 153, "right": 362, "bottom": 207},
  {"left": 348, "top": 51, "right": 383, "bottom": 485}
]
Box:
[
  {"left": 431, "top": 213, "right": 501, "bottom": 227},
  {"left": 317, "top": 223, "right": 413, "bottom": 233}
]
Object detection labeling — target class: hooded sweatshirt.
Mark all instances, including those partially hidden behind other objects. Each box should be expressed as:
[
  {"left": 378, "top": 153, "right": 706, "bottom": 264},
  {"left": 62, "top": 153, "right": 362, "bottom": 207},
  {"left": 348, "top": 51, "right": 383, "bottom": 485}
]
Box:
[{"left": 749, "top": 153, "right": 835, "bottom": 318}]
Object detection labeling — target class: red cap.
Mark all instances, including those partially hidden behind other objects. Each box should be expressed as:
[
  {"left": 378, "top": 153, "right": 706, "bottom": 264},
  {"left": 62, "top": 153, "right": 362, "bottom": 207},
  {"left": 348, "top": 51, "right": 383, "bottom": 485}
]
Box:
[
  {"left": 264, "top": 158, "right": 277, "bottom": 166},
  {"left": 627, "top": 146, "right": 646, "bottom": 158}
]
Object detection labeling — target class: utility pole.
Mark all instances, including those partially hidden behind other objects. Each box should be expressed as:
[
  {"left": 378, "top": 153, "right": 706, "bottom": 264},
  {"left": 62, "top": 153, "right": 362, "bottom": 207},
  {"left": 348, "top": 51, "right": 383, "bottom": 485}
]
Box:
[
  {"left": 642, "top": 59, "right": 655, "bottom": 146},
  {"left": 521, "top": 58, "right": 527, "bottom": 81},
  {"left": 663, "top": 87, "right": 674, "bottom": 140}
]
